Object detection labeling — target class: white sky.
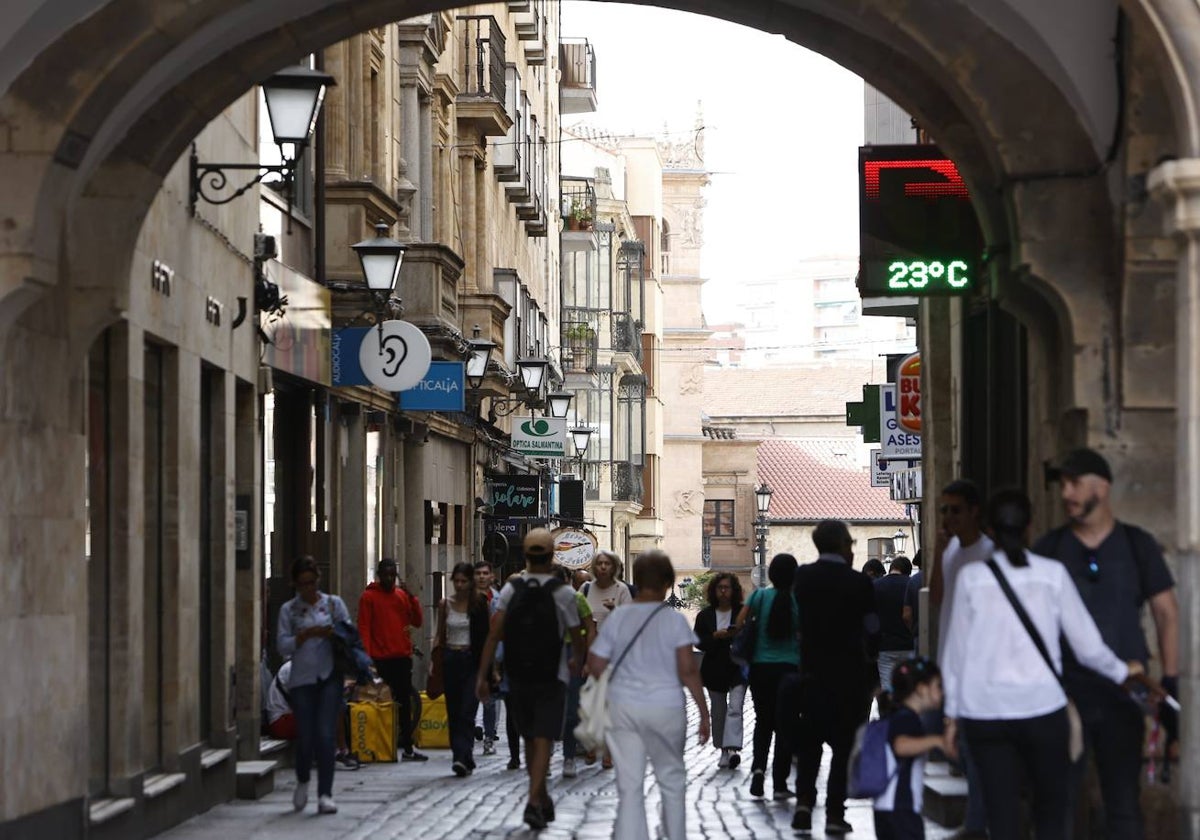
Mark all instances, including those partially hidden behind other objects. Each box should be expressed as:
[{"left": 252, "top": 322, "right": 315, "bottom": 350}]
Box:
[{"left": 560, "top": 2, "right": 865, "bottom": 321}]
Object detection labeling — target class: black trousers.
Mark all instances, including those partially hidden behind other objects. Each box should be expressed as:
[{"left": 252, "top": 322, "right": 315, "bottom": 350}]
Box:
[
  {"left": 963, "top": 708, "right": 1070, "bottom": 840},
  {"left": 374, "top": 656, "right": 415, "bottom": 751},
  {"left": 748, "top": 662, "right": 796, "bottom": 787},
  {"left": 794, "top": 683, "right": 870, "bottom": 819},
  {"left": 1069, "top": 687, "right": 1146, "bottom": 840}
]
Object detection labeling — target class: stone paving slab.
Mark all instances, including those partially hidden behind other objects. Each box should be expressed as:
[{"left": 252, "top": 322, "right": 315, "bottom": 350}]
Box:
[{"left": 157, "top": 701, "right": 961, "bottom": 839}]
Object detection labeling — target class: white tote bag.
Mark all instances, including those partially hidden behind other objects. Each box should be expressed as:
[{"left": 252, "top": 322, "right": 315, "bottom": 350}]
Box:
[{"left": 573, "top": 603, "right": 667, "bottom": 754}]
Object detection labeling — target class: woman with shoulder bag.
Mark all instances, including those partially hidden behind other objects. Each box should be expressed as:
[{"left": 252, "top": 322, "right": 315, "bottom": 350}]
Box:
[
  {"left": 694, "top": 572, "right": 747, "bottom": 770},
  {"left": 941, "top": 489, "right": 1144, "bottom": 840},
  {"left": 437, "top": 562, "right": 491, "bottom": 777},
  {"left": 588, "top": 550, "right": 710, "bottom": 840},
  {"left": 276, "top": 556, "right": 352, "bottom": 815},
  {"left": 734, "top": 553, "right": 799, "bottom": 799}
]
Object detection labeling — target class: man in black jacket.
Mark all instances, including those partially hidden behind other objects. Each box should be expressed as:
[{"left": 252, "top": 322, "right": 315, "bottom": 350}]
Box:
[{"left": 790, "top": 519, "right": 880, "bottom": 835}]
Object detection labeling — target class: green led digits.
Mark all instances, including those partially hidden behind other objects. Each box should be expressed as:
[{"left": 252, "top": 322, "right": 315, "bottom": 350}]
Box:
[{"left": 887, "top": 260, "right": 970, "bottom": 291}]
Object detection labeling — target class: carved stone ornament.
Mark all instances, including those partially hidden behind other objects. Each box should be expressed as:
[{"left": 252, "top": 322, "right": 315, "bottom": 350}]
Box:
[
  {"left": 674, "top": 489, "right": 703, "bottom": 518},
  {"left": 679, "top": 364, "right": 703, "bottom": 395}
]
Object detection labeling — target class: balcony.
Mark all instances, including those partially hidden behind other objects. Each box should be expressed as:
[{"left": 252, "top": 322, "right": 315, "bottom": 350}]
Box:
[
  {"left": 613, "top": 462, "right": 644, "bottom": 504},
  {"left": 560, "top": 39, "right": 598, "bottom": 115},
  {"left": 561, "top": 178, "right": 597, "bottom": 252},
  {"left": 561, "top": 317, "right": 598, "bottom": 373},
  {"left": 611, "top": 311, "right": 642, "bottom": 360},
  {"left": 455, "top": 16, "right": 512, "bottom": 137}
]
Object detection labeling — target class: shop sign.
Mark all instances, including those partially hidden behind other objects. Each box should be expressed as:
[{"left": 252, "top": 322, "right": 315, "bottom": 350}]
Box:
[
  {"left": 871, "top": 448, "right": 919, "bottom": 487},
  {"left": 897, "top": 352, "right": 921, "bottom": 433},
  {"left": 879, "top": 383, "right": 921, "bottom": 459},
  {"left": 358, "top": 320, "right": 432, "bottom": 391},
  {"left": 490, "top": 476, "right": 541, "bottom": 517},
  {"left": 553, "top": 528, "right": 597, "bottom": 570},
  {"left": 398, "top": 362, "right": 465, "bottom": 412},
  {"left": 261, "top": 262, "right": 331, "bottom": 386},
  {"left": 511, "top": 416, "right": 568, "bottom": 458},
  {"left": 331, "top": 327, "right": 369, "bottom": 386}
]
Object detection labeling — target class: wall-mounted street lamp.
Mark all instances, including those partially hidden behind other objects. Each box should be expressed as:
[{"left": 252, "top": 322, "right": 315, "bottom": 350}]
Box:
[
  {"left": 351, "top": 222, "right": 407, "bottom": 344},
  {"left": 463, "top": 327, "right": 553, "bottom": 419},
  {"left": 570, "top": 426, "right": 594, "bottom": 459},
  {"left": 546, "top": 392, "right": 574, "bottom": 420},
  {"left": 892, "top": 527, "right": 908, "bottom": 556},
  {"left": 190, "top": 65, "right": 335, "bottom": 216}
]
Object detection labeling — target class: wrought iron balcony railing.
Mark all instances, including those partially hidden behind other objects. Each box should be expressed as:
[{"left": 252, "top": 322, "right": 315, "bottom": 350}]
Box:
[
  {"left": 611, "top": 311, "right": 642, "bottom": 359},
  {"left": 613, "top": 462, "right": 644, "bottom": 503}
]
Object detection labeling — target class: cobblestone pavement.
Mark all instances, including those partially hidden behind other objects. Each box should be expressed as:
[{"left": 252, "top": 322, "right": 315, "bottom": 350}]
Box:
[{"left": 159, "top": 702, "right": 961, "bottom": 839}]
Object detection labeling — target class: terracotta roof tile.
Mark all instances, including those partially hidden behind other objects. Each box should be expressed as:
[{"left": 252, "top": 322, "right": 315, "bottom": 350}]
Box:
[
  {"left": 758, "top": 438, "right": 908, "bottom": 522},
  {"left": 704, "top": 360, "right": 889, "bottom": 418}
]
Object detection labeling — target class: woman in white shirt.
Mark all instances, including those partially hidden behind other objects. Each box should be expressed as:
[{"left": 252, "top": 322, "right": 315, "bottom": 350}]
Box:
[
  {"left": 588, "top": 550, "right": 710, "bottom": 840},
  {"left": 942, "top": 489, "right": 1142, "bottom": 840},
  {"left": 584, "top": 549, "right": 633, "bottom": 630}
]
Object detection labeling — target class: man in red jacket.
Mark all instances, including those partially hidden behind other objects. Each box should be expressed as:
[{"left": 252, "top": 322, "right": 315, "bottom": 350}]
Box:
[{"left": 358, "top": 558, "right": 427, "bottom": 760}]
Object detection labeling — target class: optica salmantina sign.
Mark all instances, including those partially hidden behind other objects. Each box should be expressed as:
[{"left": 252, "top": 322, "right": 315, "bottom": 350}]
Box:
[
  {"left": 511, "top": 416, "right": 567, "bottom": 458},
  {"left": 897, "top": 352, "right": 921, "bottom": 434}
]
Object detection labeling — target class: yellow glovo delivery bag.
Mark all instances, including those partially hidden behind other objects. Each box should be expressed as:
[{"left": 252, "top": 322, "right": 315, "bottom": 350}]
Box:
[
  {"left": 415, "top": 691, "right": 450, "bottom": 749},
  {"left": 348, "top": 700, "right": 397, "bottom": 763}
]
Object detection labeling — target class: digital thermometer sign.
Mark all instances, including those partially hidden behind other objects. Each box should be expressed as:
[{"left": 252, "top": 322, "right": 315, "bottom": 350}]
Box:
[{"left": 859, "top": 146, "right": 983, "bottom": 296}]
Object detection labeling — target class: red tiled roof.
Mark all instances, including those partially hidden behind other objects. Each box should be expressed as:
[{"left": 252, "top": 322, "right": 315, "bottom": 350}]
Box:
[
  {"left": 758, "top": 438, "right": 908, "bottom": 522},
  {"left": 704, "top": 360, "right": 889, "bottom": 418}
]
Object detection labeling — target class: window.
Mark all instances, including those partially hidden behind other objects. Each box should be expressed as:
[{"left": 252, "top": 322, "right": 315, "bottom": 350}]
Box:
[
  {"left": 703, "top": 499, "right": 734, "bottom": 537},
  {"left": 867, "top": 537, "right": 893, "bottom": 562}
]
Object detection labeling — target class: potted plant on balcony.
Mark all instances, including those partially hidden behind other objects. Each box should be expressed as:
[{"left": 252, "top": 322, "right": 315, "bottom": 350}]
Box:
[
  {"left": 563, "top": 322, "right": 596, "bottom": 370},
  {"left": 566, "top": 197, "right": 594, "bottom": 231}
]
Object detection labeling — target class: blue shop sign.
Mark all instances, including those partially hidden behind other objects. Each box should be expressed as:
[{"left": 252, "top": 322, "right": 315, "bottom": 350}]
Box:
[
  {"left": 331, "top": 327, "right": 369, "bottom": 386},
  {"left": 398, "top": 362, "right": 465, "bottom": 411}
]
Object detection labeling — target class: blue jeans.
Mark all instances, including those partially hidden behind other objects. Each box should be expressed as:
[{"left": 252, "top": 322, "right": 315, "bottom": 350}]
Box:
[
  {"left": 291, "top": 674, "right": 343, "bottom": 796},
  {"left": 482, "top": 696, "right": 498, "bottom": 740},
  {"left": 561, "top": 674, "right": 584, "bottom": 759},
  {"left": 444, "top": 649, "right": 480, "bottom": 768}
]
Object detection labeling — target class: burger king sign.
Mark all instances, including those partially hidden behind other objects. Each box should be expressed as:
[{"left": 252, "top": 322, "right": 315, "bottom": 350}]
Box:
[{"left": 897, "top": 352, "right": 921, "bottom": 434}]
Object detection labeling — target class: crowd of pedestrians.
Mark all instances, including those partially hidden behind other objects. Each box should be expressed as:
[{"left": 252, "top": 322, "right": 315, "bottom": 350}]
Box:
[{"left": 261, "top": 444, "right": 1178, "bottom": 838}]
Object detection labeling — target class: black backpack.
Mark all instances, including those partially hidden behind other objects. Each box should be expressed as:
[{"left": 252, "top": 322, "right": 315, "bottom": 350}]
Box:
[{"left": 503, "top": 577, "right": 564, "bottom": 685}]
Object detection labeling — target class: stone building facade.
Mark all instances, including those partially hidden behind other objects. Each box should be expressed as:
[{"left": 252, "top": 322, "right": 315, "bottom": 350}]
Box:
[{"left": 9, "top": 1, "right": 1200, "bottom": 836}]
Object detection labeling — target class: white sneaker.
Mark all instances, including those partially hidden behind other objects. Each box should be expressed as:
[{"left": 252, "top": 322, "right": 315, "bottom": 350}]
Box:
[
  {"left": 317, "top": 795, "right": 337, "bottom": 815},
  {"left": 483, "top": 737, "right": 496, "bottom": 756},
  {"left": 717, "top": 748, "right": 731, "bottom": 769},
  {"left": 562, "top": 758, "right": 578, "bottom": 778},
  {"left": 292, "top": 782, "right": 308, "bottom": 812}
]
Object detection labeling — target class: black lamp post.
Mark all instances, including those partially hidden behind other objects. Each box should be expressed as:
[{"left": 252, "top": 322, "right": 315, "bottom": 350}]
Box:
[{"left": 754, "top": 483, "right": 773, "bottom": 586}]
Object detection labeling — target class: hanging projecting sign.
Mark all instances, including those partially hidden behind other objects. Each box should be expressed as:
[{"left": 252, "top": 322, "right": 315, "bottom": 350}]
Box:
[
  {"left": 398, "top": 362, "right": 466, "bottom": 412},
  {"left": 490, "top": 476, "right": 541, "bottom": 517},
  {"left": 858, "top": 145, "right": 983, "bottom": 296},
  {"left": 896, "top": 352, "right": 921, "bottom": 433},
  {"left": 879, "top": 383, "right": 921, "bottom": 459},
  {"left": 871, "top": 448, "right": 919, "bottom": 487},
  {"left": 358, "top": 320, "right": 432, "bottom": 391},
  {"left": 511, "top": 416, "right": 568, "bottom": 458},
  {"left": 553, "top": 528, "right": 598, "bottom": 570}
]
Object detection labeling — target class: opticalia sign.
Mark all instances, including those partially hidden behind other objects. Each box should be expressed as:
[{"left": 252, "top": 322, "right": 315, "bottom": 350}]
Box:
[
  {"left": 879, "top": 383, "right": 921, "bottom": 459},
  {"left": 511, "top": 416, "right": 568, "bottom": 458},
  {"left": 897, "top": 352, "right": 920, "bottom": 434}
]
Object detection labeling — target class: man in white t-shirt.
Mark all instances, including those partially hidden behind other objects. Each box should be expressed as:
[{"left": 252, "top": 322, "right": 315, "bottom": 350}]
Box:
[
  {"left": 930, "top": 478, "right": 992, "bottom": 840},
  {"left": 477, "top": 528, "right": 584, "bottom": 831}
]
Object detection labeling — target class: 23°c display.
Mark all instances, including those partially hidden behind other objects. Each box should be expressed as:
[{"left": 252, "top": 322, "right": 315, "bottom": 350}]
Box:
[{"left": 886, "top": 259, "right": 970, "bottom": 291}]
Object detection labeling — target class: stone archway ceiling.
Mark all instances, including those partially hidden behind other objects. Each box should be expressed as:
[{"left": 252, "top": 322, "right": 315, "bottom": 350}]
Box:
[{"left": 0, "top": 0, "right": 1135, "bottom": 284}]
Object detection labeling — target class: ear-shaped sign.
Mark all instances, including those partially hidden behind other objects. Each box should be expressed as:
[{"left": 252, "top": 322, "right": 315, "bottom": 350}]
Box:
[
  {"left": 358, "top": 320, "right": 432, "bottom": 391},
  {"left": 379, "top": 333, "right": 409, "bottom": 377}
]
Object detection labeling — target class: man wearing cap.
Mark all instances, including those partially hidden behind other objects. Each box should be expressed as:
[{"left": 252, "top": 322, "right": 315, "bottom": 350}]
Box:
[
  {"left": 476, "top": 528, "right": 584, "bottom": 831},
  {"left": 1033, "top": 448, "right": 1179, "bottom": 840}
]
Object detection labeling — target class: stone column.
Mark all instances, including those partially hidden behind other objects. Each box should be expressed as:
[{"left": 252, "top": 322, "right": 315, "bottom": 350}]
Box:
[
  {"left": 458, "top": 144, "right": 479, "bottom": 292},
  {"left": 337, "top": 410, "right": 366, "bottom": 612},
  {"left": 322, "top": 42, "right": 349, "bottom": 181},
  {"left": 1149, "top": 159, "right": 1200, "bottom": 838},
  {"left": 475, "top": 157, "right": 491, "bottom": 293},
  {"left": 420, "top": 95, "right": 434, "bottom": 239}
]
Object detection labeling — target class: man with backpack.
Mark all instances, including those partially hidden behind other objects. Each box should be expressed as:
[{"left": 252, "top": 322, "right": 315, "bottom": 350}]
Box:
[
  {"left": 476, "top": 528, "right": 585, "bottom": 831},
  {"left": 1033, "top": 448, "right": 1179, "bottom": 839}
]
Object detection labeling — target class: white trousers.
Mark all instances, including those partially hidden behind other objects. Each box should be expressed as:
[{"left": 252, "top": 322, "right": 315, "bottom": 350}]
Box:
[
  {"left": 606, "top": 701, "right": 687, "bottom": 840},
  {"left": 708, "top": 683, "right": 746, "bottom": 749}
]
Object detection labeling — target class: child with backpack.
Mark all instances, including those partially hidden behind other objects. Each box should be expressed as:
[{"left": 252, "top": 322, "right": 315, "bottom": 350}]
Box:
[{"left": 862, "top": 657, "right": 950, "bottom": 840}]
